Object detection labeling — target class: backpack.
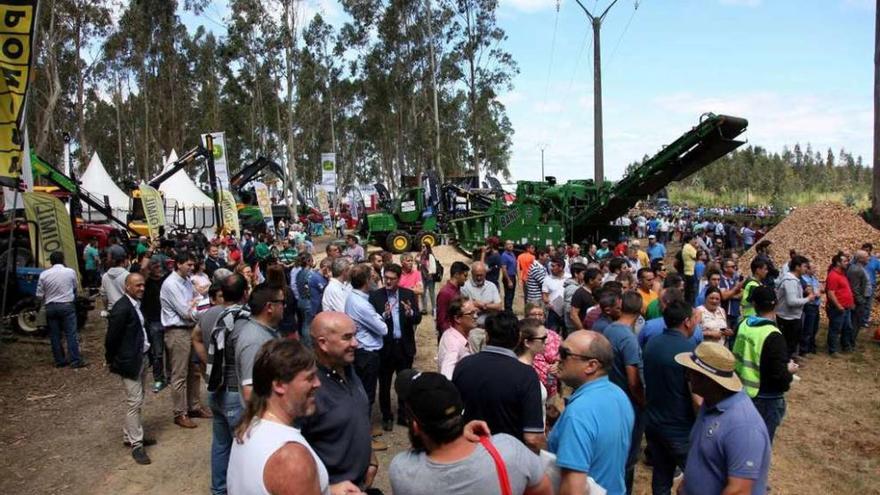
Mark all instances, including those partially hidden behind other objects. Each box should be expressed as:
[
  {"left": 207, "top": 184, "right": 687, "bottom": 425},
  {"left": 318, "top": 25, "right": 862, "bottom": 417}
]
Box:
[
  {"left": 562, "top": 281, "right": 581, "bottom": 330},
  {"left": 206, "top": 304, "right": 251, "bottom": 393},
  {"left": 433, "top": 257, "right": 444, "bottom": 282}
]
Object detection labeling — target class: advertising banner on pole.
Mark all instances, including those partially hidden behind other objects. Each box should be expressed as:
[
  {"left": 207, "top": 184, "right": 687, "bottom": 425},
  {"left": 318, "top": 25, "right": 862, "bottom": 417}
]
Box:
[
  {"left": 23, "top": 191, "right": 80, "bottom": 284},
  {"left": 201, "top": 132, "right": 229, "bottom": 191},
  {"left": 0, "top": 0, "right": 38, "bottom": 187},
  {"left": 220, "top": 189, "right": 240, "bottom": 235},
  {"left": 139, "top": 182, "right": 165, "bottom": 240},
  {"left": 321, "top": 153, "right": 336, "bottom": 188},
  {"left": 253, "top": 181, "right": 274, "bottom": 231}
]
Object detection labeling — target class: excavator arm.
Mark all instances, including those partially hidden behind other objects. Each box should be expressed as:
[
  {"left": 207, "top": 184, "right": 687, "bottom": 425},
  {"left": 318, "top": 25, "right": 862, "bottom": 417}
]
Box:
[
  {"left": 147, "top": 146, "right": 212, "bottom": 188},
  {"left": 229, "top": 156, "right": 286, "bottom": 192},
  {"left": 30, "top": 152, "right": 139, "bottom": 236}
]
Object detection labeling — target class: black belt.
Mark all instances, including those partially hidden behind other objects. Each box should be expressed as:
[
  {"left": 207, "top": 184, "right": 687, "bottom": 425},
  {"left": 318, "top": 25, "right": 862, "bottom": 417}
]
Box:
[
  {"left": 224, "top": 384, "right": 239, "bottom": 392},
  {"left": 165, "top": 325, "right": 195, "bottom": 330}
]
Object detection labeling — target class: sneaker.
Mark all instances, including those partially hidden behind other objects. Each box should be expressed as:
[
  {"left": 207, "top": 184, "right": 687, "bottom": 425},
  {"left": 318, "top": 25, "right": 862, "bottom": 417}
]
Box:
[
  {"left": 132, "top": 446, "right": 152, "bottom": 465},
  {"left": 152, "top": 381, "right": 167, "bottom": 393},
  {"left": 124, "top": 438, "right": 157, "bottom": 447},
  {"left": 371, "top": 425, "right": 383, "bottom": 438},
  {"left": 371, "top": 439, "right": 388, "bottom": 451}
]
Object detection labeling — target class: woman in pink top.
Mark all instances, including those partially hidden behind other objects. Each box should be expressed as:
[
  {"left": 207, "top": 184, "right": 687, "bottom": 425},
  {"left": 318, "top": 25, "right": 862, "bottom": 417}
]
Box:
[{"left": 525, "top": 303, "right": 561, "bottom": 397}]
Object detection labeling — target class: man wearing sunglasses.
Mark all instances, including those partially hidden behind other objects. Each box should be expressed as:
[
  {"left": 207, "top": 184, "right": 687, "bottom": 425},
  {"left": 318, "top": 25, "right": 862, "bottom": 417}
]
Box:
[{"left": 549, "top": 330, "right": 634, "bottom": 495}]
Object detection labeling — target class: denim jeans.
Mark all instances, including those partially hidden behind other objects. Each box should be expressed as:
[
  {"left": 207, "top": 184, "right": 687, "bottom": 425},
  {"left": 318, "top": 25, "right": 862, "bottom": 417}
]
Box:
[
  {"left": 850, "top": 302, "right": 867, "bottom": 348},
  {"left": 209, "top": 390, "right": 243, "bottom": 495},
  {"left": 826, "top": 306, "right": 854, "bottom": 353},
  {"left": 800, "top": 304, "right": 820, "bottom": 354},
  {"left": 421, "top": 280, "right": 437, "bottom": 314},
  {"left": 46, "top": 302, "right": 80, "bottom": 366},
  {"left": 625, "top": 407, "right": 645, "bottom": 495},
  {"left": 752, "top": 396, "right": 786, "bottom": 443},
  {"left": 645, "top": 428, "right": 689, "bottom": 495},
  {"left": 545, "top": 310, "right": 565, "bottom": 333},
  {"left": 146, "top": 320, "right": 166, "bottom": 382}
]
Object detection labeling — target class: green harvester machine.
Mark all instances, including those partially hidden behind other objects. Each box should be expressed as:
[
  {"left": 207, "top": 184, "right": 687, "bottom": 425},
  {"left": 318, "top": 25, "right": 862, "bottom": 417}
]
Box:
[{"left": 449, "top": 113, "right": 749, "bottom": 254}]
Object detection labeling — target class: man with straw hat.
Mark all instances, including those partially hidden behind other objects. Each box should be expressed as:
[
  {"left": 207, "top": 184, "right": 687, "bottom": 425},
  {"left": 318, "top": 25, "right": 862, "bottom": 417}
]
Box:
[{"left": 675, "top": 342, "right": 772, "bottom": 495}]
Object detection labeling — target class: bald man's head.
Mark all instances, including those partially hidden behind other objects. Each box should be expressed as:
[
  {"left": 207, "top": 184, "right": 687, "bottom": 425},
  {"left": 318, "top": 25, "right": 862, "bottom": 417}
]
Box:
[
  {"left": 558, "top": 330, "right": 614, "bottom": 388},
  {"left": 124, "top": 272, "right": 145, "bottom": 300},
  {"left": 310, "top": 312, "right": 358, "bottom": 367}
]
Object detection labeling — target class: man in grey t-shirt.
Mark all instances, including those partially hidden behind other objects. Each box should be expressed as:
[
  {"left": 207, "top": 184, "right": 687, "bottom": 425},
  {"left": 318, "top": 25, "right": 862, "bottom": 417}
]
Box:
[
  {"left": 390, "top": 370, "right": 551, "bottom": 495},
  {"left": 234, "top": 285, "right": 284, "bottom": 403}
]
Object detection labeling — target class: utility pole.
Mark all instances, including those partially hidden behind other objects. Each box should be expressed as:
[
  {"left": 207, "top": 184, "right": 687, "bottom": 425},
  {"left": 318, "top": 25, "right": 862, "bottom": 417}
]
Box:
[
  {"left": 574, "top": 0, "right": 620, "bottom": 186},
  {"left": 539, "top": 143, "right": 548, "bottom": 181}
]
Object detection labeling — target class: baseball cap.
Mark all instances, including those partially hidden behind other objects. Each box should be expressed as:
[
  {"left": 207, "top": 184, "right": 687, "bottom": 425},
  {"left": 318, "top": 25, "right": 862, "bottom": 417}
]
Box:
[
  {"left": 600, "top": 238, "right": 609, "bottom": 244},
  {"left": 395, "top": 369, "right": 463, "bottom": 426},
  {"left": 648, "top": 234, "right": 656, "bottom": 239},
  {"left": 109, "top": 245, "right": 128, "bottom": 262}
]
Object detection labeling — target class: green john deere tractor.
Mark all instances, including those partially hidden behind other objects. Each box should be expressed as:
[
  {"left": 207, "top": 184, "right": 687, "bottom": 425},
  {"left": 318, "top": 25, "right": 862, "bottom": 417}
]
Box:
[{"left": 359, "top": 183, "right": 441, "bottom": 253}]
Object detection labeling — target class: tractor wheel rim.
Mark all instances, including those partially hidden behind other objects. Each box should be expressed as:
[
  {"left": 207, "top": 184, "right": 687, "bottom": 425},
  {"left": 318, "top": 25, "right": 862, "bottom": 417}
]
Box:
[
  {"left": 17, "top": 313, "right": 38, "bottom": 333},
  {"left": 423, "top": 236, "right": 435, "bottom": 246},
  {"left": 394, "top": 237, "right": 406, "bottom": 249}
]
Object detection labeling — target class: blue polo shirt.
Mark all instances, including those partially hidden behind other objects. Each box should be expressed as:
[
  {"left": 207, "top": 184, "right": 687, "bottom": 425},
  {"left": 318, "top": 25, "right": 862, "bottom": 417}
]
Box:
[
  {"left": 501, "top": 250, "right": 517, "bottom": 278},
  {"left": 638, "top": 317, "right": 703, "bottom": 350},
  {"left": 548, "top": 376, "right": 634, "bottom": 495},
  {"left": 866, "top": 256, "right": 880, "bottom": 289},
  {"left": 643, "top": 328, "right": 697, "bottom": 442},
  {"left": 647, "top": 243, "right": 666, "bottom": 261},
  {"left": 683, "top": 391, "right": 771, "bottom": 495}
]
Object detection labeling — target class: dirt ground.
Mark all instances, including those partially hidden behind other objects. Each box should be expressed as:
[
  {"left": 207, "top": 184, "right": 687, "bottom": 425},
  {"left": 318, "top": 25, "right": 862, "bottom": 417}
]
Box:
[{"left": 0, "top": 240, "right": 878, "bottom": 494}]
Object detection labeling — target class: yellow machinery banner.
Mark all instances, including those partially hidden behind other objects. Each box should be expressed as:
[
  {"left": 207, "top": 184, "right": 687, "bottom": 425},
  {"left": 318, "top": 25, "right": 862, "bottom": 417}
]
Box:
[
  {"left": 220, "top": 189, "right": 239, "bottom": 235},
  {"left": 253, "top": 181, "right": 274, "bottom": 231},
  {"left": 22, "top": 191, "right": 80, "bottom": 282},
  {"left": 139, "top": 182, "right": 165, "bottom": 240},
  {"left": 0, "top": 0, "right": 39, "bottom": 186}
]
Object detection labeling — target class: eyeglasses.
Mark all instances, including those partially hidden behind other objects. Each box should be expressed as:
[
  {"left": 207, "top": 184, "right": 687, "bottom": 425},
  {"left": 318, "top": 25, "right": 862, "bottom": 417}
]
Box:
[
  {"left": 559, "top": 346, "right": 596, "bottom": 362},
  {"left": 460, "top": 311, "right": 477, "bottom": 318},
  {"left": 527, "top": 335, "right": 549, "bottom": 342},
  {"left": 269, "top": 299, "right": 286, "bottom": 306}
]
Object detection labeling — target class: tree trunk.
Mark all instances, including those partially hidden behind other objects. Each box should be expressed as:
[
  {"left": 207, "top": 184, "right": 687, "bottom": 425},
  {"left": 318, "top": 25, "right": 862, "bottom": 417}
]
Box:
[
  {"left": 75, "top": 10, "right": 87, "bottom": 171},
  {"left": 142, "top": 66, "right": 150, "bottom": 179},
  {"left": 284, "top": 1, "right": 298, "bottom": 219},
  {"left": 35, "top": 5, "right": 60, "bottom": 156},
  {"left": 465, "top": 7, "right": 479, "bottom": 179},
  {"left": 425, "top": 0, "right": 442, "bottom": 181},
  {"left": 115, "top": 71, "right": 124, "bottom": 179},
  {"left": 873, "top": 0, "right": 880, "bottom": 220}
]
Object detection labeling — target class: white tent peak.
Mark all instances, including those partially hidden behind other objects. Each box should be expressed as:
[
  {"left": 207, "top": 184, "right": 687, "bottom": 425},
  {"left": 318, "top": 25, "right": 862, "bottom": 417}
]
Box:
[
  {"left": 158, "top": 148, "right": 213, "bottom": 207},
  {"left": 80, "top": 151, "right": 130, "bottom": 209}
]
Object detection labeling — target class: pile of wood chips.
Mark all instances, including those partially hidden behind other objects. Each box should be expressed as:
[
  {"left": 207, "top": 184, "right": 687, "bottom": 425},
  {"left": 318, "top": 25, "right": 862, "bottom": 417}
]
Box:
[{"left": 738, "top": 202, "right": 880, "bottom": 281}]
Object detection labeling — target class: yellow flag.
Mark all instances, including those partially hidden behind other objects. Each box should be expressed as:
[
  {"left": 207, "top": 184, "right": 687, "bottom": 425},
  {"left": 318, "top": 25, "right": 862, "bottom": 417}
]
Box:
[
  {"left": 220, "top": 189, "right": 240, "bottom": 235},
  {"left": 139, "top": 182, "right": 165, "bottom": 240},
  {"left": 22, "top": 191, "right": 80, "bottom": 284},
  {"left": 0, "top": 1, "right": 38, "bottom": 186}
]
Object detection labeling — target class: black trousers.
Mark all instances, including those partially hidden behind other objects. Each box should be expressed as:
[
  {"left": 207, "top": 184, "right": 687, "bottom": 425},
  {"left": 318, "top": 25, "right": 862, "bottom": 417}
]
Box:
[
  {"left": 354, "top": 349, "right": 381, "bottom": 410},
  {"left": 777, "top": 317, "right": 802, "bottom": 359},
  {"left": 378, "top": 339, "right": 413, "bottom": 421}
]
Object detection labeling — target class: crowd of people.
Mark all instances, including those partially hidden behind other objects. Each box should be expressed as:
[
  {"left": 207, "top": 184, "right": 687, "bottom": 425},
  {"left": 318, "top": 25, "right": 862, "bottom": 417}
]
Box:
[{"left": 31, "top": 214, "right": 880, "bottom": 494}]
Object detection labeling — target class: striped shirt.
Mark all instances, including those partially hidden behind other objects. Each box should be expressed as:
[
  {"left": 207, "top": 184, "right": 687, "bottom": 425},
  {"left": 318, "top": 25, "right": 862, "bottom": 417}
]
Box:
[{"left": 525, "top": 260, "right": 547, "bottom": 303}]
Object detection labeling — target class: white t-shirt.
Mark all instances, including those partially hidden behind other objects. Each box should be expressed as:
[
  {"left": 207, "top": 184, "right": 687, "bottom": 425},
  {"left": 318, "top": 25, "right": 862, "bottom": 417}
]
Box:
[
  {"left": 228, "top": 418, "right": 329, "bottom": 495},
  {"left": 542, "top": 275, "right": 566, "bottom": 315}
]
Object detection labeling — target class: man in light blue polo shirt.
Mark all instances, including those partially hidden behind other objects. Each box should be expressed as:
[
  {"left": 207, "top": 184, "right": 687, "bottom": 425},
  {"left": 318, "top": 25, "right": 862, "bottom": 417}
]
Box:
[
  {"left": 548, "top": 330, "right": 634, "bottom": 495},
  {"left": 676, "top": 342, "right": 771, "bottom": 495}
]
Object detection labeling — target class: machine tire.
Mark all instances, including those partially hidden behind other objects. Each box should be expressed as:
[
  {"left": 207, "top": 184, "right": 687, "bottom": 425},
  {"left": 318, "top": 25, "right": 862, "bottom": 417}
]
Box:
[
  {"left": 415, "top": 231, "right": 439, "bottom": 249},
  {"left": 386, "top": 231, "right": 412, "bottom": 254},
  {"left": 11, "top": 297, "right": 44, "bottom": 337}
]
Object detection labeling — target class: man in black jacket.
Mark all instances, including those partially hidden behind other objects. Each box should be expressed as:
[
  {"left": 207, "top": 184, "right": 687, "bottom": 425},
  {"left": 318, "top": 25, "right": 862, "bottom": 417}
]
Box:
[
  {"left": 369, "top": 263, "right": 422, "bottom": 431},
  {"left": 105, "top": 272, "right": 154, "bottom": 465}
]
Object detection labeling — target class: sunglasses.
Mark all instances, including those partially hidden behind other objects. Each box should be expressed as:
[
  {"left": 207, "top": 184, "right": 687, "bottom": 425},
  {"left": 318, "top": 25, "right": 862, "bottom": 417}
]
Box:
[
  {"left": 527, "top": 335, "right": 548, "bottom": 342},
  {"left": 559, "top": 346, "right": 596, "bottom": 362}
]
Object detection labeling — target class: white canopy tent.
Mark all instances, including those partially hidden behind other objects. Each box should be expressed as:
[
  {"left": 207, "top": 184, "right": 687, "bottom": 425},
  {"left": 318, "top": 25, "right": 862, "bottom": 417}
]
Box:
[
  {"left": 159, "top": 149, "right": 217, "bottom": 234},
  {"left": 79, "top": 152, "right": 131, "bottom": 222}
]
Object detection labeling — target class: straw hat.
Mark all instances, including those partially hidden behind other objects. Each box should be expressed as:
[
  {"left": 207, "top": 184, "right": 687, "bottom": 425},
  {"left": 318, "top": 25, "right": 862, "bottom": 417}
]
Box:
[{"left": 675, "top": 342, "right": 742, "bottom": 392}]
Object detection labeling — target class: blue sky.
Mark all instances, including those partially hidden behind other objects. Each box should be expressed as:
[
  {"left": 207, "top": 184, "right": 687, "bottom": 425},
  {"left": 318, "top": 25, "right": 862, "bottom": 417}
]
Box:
[{"left": 182, "top": 0, "right": 876, "bottom": 182}]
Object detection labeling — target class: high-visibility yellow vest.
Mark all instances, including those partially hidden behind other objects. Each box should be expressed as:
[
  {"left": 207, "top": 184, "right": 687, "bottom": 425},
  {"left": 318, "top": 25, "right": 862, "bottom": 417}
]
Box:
[
  {"left": 739, "top": 278, "right": 761, "bottom": 319},
  {"left": 733, "top": 316, "right": 780, "bottom": 398}
]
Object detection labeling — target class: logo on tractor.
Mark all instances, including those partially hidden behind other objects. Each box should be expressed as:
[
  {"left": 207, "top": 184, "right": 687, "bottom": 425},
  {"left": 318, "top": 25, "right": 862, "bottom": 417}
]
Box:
[
  {"left": 500, "top": 208, "right": 519, "bottom": 228},
  {"left": 322, "top": 160, "right": 334, "bottom": 171},
  {"left": 213, "top": 144, "right": 224, "bottom": 159}
]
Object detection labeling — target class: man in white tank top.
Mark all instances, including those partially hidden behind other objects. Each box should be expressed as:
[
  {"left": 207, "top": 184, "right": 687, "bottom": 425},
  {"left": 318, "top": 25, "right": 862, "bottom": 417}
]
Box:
[{"left": 226, "top": 339, "right": 363, "bottom": 495}]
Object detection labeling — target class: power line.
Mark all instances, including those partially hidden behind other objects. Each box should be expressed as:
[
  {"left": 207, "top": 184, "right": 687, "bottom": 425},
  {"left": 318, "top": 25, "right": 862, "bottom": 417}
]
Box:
[
  {"left": 566, "top": 30, "right": 592, "bottom": 97},
  {"left": 606, "top": 0, "right": 642, "bottom": 70},
  {"left": 541, "top": 0, "right": 562, "bottom": 111}
]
